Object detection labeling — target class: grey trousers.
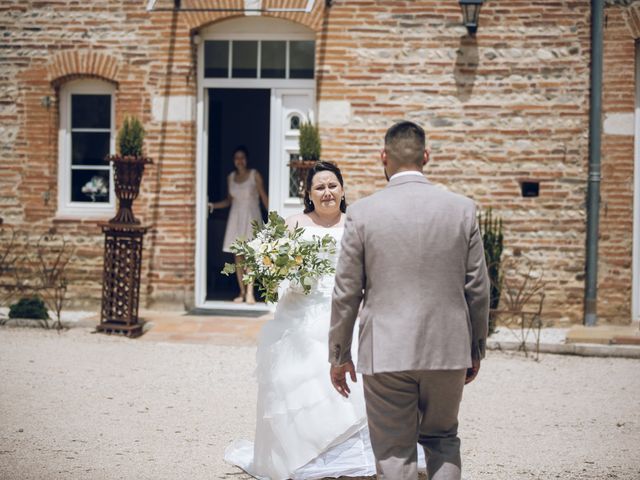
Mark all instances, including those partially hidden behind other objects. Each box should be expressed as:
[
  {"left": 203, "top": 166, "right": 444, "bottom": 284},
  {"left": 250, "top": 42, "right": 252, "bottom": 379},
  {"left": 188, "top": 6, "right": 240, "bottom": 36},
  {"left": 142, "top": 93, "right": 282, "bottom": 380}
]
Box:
[{"left": 363, "top": 369, "right": 466, "bottom": 480}]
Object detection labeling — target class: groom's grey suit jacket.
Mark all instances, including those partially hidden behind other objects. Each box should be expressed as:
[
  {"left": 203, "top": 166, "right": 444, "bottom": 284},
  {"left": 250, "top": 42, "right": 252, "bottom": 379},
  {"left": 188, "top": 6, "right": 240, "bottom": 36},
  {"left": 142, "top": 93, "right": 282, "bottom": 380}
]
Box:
[{"left": 329, "top": 174, "right": 490, "bottom": 374}]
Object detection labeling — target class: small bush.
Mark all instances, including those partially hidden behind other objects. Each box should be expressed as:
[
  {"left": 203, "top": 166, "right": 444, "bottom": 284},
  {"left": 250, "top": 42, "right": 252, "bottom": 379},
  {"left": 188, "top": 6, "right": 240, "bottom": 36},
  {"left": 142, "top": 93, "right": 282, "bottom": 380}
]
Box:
[
  {"left": 479, "top": 208, "right": 504, "bottom": 335},
  {"left": 299, "top": 122, "right": 321, "bottom": 161},
  {"left": 117, "top": 116, "right": 145, "bottom": 157},
  {"left": 9, "top": 296, "right": 49, "bottom": 320}
]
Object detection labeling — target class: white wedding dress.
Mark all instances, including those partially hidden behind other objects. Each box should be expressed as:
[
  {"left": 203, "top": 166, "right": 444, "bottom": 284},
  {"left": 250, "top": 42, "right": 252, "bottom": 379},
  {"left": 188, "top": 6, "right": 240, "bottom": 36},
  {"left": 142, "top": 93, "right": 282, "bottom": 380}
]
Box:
[{"left": 224, "top": 226, "right": 425, "bottom": 479}]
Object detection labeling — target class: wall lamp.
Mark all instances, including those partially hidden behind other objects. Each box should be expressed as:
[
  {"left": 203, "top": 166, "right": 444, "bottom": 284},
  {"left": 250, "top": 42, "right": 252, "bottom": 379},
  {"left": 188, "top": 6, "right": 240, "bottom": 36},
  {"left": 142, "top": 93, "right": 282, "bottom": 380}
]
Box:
[{"left": 459, "top": 0, "right": 483, "bottom": 36}]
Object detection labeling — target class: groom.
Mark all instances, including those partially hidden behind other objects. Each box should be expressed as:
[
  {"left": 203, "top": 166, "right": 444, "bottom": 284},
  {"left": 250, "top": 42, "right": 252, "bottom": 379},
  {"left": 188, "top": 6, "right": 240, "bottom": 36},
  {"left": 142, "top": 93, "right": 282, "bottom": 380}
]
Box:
[{"left": 329, "top": 121, "right": 490, "bottom": 480}]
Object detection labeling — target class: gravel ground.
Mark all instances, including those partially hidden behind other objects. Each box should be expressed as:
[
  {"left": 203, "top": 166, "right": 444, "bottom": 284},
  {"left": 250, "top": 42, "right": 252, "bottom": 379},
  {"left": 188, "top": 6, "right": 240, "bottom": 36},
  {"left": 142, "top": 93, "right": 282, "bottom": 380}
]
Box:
[{"left": 1, "top": 327, "right": 639, "bottom": 480}]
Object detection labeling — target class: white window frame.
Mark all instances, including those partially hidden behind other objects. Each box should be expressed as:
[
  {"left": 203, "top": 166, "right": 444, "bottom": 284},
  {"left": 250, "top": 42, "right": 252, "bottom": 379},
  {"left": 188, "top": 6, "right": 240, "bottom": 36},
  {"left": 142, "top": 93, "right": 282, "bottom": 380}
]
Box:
[
  {"left": 57, "top": 79, "right": 116, "bottom": 217},
  {"left": 203, "top": 38, "right": 315, "bottom": 81}
]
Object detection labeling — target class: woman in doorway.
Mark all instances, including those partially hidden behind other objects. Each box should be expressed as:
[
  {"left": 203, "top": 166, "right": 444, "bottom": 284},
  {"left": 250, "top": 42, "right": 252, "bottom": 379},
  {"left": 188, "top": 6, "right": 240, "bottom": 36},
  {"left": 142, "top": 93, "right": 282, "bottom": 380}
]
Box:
[{"left": 209, "top": 146, "right": 269, "bottom": 304}]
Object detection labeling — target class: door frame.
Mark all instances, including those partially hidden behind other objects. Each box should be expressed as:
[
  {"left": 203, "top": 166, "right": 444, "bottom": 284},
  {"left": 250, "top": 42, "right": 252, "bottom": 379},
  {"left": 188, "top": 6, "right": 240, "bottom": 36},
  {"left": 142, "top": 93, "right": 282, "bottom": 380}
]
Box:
[
  {"left": 194, "top": 20, "right": 315, "bottom": 309},
  {"left": 633, "top": 39, "right": 640, "bottom": 322}
]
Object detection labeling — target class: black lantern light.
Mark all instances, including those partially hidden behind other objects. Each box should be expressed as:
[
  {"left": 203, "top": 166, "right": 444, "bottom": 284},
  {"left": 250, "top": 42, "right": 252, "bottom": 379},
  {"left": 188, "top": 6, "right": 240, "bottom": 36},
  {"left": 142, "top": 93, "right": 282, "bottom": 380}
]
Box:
[{"left": 459, "top": 0, "right": 483, "bottom": 36}]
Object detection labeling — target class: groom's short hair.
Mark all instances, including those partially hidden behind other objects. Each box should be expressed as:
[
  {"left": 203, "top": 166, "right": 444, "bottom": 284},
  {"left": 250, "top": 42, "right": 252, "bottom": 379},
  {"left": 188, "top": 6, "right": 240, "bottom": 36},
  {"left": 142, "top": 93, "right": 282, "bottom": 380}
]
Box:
[{"left": 384, "top": 121, "right": 426, "bottom": 166}]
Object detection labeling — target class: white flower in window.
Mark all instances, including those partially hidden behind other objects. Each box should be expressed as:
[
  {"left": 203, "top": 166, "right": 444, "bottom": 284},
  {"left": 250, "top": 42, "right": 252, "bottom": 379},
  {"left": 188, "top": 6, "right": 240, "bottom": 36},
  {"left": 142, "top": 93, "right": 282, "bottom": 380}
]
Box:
[{"left": 81, "top": 175, "right": 108, "bottom": 202}]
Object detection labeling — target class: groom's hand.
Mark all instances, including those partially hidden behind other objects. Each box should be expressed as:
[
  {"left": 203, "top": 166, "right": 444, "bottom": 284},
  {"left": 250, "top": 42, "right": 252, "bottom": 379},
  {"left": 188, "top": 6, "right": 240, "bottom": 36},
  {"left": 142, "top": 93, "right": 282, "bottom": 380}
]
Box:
[
  {"left": 465, "top": 358, "right": 481, "bottom": 384},
  {"left": 330, "top": 361, "right": 357, "bottom": 398}
]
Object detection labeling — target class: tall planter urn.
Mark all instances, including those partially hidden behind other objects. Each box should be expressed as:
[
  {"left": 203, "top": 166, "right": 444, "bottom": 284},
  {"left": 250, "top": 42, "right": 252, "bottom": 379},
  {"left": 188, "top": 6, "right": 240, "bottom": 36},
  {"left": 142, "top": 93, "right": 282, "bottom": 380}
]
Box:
[
  {"left": 97, "top": 117, "right": 152, "bottom": 338},
  {"left": 106, "top": 154, "right": 153, "bottom": 225}
]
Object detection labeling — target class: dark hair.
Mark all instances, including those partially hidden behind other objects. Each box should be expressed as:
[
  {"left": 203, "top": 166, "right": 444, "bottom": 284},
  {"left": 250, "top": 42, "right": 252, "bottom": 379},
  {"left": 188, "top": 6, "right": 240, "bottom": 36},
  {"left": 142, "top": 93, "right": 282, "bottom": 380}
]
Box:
[
  {"left": 303, "top": 161, "right": 347, "bottom": 214},
  {"left": 384, "top": 121, "right": 426, "bottom": 166},
  {"left": 232, "top": 145, "right": 249, "bottom": 170}
]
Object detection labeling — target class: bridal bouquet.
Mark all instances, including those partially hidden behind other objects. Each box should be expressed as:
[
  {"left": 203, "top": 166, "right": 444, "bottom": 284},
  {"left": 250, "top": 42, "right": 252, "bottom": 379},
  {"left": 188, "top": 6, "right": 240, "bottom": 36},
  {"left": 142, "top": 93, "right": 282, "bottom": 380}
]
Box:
[{"left": 222, "top": 211, "right": 336, "bottom": 303}]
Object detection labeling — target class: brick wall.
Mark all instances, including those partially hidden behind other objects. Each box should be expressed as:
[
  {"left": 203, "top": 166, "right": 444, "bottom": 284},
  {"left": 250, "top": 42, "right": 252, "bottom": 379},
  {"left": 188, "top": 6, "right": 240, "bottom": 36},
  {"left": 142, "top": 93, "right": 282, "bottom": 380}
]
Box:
[
  {"left": 317, "top": 1, "right": 593, "bottom": 323},
  {"left": 0, "top": 0, "right": 636, "bottom": 323},
  {"left": 598, "top": 3, "right": 637, "bottom": 323}
]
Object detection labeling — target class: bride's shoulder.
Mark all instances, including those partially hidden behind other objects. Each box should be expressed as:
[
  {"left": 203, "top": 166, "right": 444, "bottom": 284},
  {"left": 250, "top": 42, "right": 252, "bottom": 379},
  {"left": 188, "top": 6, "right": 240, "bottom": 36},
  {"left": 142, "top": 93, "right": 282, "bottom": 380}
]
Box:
[{"left": 285, "top": 213, "right": 311, "bottom": 229}]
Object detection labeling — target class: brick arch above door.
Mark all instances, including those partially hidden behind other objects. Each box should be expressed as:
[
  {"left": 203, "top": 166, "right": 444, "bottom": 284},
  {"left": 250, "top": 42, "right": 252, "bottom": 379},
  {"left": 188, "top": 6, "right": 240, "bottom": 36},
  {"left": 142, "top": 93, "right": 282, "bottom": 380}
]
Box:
[{"left": 183, "top": 4, "right": 325, "bottom": 33}]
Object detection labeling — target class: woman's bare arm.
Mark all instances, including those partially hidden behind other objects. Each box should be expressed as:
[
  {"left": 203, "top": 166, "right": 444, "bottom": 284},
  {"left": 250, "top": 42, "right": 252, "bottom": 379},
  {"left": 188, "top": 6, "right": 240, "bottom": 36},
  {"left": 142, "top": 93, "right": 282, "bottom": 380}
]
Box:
[{"left": 208, "top": 177, "right": 232, "bottom": 212}]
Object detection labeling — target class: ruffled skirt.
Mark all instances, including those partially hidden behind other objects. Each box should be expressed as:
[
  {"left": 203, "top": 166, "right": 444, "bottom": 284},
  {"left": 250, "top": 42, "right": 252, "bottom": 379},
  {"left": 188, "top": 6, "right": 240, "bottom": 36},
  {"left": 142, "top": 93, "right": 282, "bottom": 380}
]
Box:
[{"left": 224, "top": 281, "right": 374, "bottom": 479}]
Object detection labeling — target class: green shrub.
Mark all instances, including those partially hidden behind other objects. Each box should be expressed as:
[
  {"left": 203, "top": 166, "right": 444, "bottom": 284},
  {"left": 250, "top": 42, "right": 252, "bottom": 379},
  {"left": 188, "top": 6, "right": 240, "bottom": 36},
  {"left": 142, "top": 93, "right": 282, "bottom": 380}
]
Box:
[
  {"left": 299, "top": 122, "right": 321, "bottom": 161},
  {"left": 117, "top": 116, "right": 145, "bottom": 157},
  {"left": 9, "top": 296, "right": 49, "bottom": 320},
  {"left": 479, "top": 208, "right": 504, "bottom": 335}
]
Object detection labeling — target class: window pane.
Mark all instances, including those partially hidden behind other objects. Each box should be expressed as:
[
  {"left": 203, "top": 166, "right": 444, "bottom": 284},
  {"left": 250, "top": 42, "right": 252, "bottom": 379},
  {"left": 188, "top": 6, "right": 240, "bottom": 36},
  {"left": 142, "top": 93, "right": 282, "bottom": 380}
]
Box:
[
  {"left": 71, "top": 169, "right": 110, "bottom": 203},
  {"left": 71, "top": 94, "right": 110, "bottom": 129},
  {"left": 205, "top": 40, "right": 229, "bottom": 78},
  {"left": 261, "top": 41, "right": 286, "bottom": 79},
  {"left": 289, "top": 41, "right": 315, "bottom": 79},
  {"left": 232, "top": 41, "right": 258, "bottom": 78},
  {"left": 72, "top": 132, "right": 110, "bottom": 166}
]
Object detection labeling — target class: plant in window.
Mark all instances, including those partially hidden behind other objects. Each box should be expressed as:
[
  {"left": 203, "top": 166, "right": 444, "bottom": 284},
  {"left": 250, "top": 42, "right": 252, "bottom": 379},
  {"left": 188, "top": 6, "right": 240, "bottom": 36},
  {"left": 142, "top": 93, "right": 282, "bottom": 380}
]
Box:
[
  {"left": 105, "top": 115, "right": 152, "bottom": 224},
  {"left": 299, "top": 121, "right": 321, "bottom": 161}
]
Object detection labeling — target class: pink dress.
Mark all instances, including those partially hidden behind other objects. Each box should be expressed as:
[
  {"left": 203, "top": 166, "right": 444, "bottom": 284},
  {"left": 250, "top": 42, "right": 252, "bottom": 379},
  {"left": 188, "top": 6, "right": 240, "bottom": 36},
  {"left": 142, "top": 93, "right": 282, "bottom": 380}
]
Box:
[{"left": 223, "top": 169, "right": 263, "bottom": 253}]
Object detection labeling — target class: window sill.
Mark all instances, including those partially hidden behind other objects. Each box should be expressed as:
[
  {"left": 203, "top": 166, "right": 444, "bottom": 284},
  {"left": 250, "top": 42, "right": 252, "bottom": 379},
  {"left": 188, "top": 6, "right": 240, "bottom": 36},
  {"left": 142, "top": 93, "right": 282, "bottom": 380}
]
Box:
[{"left": 53, "top": 214, "right": 114, "bottom": 224}]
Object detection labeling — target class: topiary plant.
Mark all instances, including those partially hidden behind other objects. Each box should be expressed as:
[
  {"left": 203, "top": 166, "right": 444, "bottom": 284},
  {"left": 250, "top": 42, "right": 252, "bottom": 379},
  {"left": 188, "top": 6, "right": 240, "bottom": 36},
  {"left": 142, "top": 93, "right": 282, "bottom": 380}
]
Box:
[
  {"left": 479, "top": 207, "right": 504, "bottom": 335},
  {"left": 117, "top": 116, "right": 145, "bottom": 157},
  {"left": 299, "top": 122, "right": 321, "bottom": 161},
  {"left": 9, "top": 296, "right": 49, "bottom": 321}
]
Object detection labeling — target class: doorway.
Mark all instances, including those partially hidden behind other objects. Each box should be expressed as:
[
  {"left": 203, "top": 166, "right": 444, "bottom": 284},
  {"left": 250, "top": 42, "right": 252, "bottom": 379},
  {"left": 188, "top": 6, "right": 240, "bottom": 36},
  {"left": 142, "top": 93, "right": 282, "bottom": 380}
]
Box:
[
  {"left": 206, "top": 88, "right": 270, "bottom": 301},
  {"left": 194, "top": 16, "right": 317, "bottom": 309}
]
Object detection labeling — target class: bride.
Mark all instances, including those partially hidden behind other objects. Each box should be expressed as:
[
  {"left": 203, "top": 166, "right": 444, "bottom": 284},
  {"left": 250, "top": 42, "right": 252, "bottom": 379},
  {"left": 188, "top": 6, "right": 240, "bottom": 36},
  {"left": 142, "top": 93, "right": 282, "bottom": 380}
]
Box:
[{"left": 224, "top": 161, "right": 376, "bottom": 479}]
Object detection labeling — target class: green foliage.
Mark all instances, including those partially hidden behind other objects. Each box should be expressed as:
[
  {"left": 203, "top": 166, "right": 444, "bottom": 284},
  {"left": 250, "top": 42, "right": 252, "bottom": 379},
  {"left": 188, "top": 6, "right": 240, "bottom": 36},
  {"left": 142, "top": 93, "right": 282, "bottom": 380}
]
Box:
[
  {"left": 9, "top": 296, "right": 49, "bottom": 320},
  {"left": 479, "top": 208, "right": 504, "bottom": 335},
  {"left": 299, "top": 122, "right": 321, "bottom": 161},
  {"left": 117, "top": 116, "right": 145, "bottom": 157}
]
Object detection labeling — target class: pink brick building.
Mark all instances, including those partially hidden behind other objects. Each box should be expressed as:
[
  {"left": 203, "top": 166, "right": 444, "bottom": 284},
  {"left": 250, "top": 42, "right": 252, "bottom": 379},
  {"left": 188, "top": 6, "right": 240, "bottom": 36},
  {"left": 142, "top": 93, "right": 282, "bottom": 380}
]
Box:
[{"left": 1, "top": 0, "right": 638, "bottom": 325}]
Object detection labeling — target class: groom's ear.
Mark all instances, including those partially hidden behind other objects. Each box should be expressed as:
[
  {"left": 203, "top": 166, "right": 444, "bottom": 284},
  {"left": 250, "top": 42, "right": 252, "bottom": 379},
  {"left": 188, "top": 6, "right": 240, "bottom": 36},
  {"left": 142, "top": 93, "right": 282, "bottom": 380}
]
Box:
[
  {"left": 381, "top": 148, "right": 388, "bottom": 166},
  {"left": 423, "top": 149, "right": 430, "bottom": 166}
]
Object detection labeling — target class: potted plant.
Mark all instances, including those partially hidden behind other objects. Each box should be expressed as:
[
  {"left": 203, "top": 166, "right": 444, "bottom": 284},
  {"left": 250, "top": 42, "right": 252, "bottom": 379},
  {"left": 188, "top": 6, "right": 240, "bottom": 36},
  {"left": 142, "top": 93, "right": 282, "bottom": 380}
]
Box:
[
  {"left": 105, "top": 116, "right": 152, "bottom": 224},
  {"left": 290, "top": 121, "right": 321, "bottom": 197}
]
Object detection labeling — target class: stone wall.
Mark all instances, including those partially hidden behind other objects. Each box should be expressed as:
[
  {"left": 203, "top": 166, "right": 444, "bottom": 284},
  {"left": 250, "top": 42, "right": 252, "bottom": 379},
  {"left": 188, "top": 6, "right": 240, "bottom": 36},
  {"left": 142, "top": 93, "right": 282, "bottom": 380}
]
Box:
[{"left": 0, "top": 0, "right": 637, "bottom": 323}]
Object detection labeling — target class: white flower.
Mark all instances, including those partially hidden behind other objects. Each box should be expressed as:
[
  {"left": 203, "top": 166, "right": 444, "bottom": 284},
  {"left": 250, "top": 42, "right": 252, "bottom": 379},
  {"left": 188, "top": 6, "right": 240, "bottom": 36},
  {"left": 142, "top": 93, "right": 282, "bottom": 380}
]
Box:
[{"left": 248, "top": 238, "right": 262, "bottom": 251}]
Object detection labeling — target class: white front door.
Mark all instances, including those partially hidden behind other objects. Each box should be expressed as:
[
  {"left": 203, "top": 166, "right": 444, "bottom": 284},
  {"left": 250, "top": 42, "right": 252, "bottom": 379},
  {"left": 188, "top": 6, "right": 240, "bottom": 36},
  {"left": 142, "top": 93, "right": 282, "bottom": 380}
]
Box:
[{"left": 269, "top": 88, "right": 315, "bottom": 219}]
